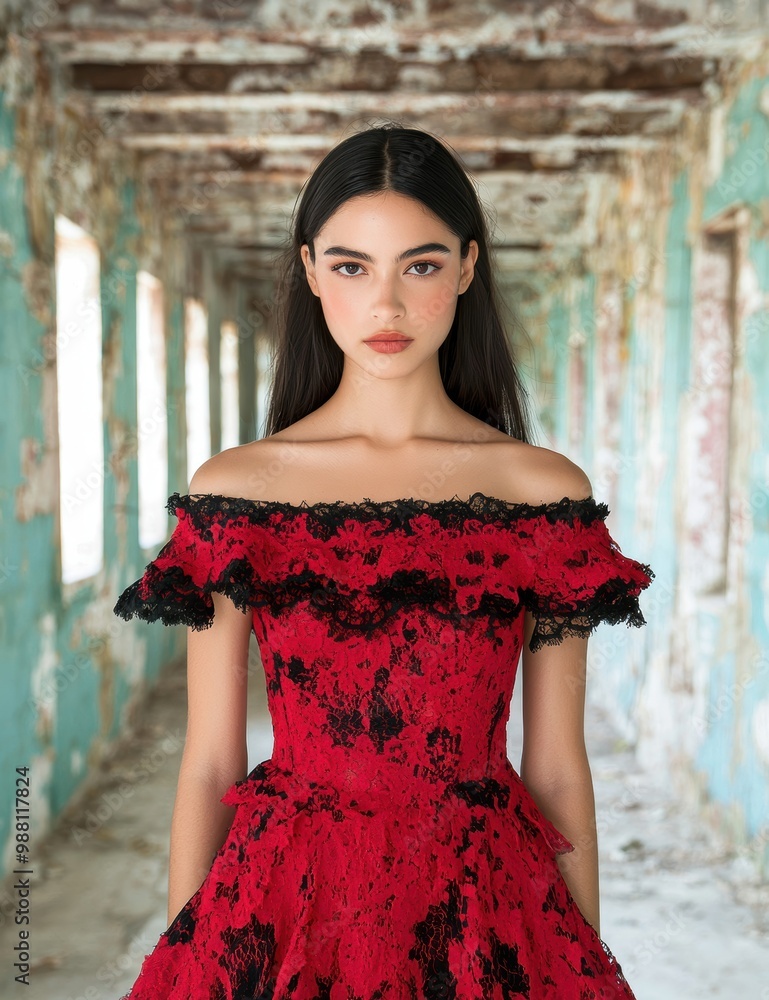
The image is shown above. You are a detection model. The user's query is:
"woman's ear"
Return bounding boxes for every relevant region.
[458,239,479,295]
[300,243,320,297]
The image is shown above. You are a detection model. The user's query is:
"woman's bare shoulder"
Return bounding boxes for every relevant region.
[494,439,593,505]
[187,439,284,499]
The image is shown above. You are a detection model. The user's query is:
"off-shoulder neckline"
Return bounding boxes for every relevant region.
[166,490,609,526]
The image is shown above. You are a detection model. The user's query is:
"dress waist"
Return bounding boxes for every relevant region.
[221,756,514,816]
[219,756,574,857]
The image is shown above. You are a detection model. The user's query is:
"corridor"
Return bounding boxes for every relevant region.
[2,1,769,996]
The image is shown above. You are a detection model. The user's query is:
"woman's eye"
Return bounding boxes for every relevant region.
[407,261,440,276]
[332,262,364,276]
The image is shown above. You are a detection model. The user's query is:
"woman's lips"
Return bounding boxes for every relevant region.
[364,339,413,353]
[364,332,414,353]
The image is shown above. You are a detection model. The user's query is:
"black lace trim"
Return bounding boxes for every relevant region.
[113,491,652,651]
[522,571,654,652]
[166,490,610,536]
[113,564,215,630]
[113,563,516,634]
[113,555,653,654]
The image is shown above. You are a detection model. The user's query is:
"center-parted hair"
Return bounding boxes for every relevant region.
[265,121,535,442]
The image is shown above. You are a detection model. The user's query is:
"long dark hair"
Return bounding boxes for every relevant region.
[264,122,535,442]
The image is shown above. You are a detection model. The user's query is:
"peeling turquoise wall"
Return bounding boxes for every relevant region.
[542,292,570,446]
[656,170,693,613]
[577,272,597,476]
[588,78,769,856]
[103,178,185,723]
[0,94,188,877]
[694,74,769,844]
[524,273,597,464]
[537,74,769,857]
[0,94,57,867]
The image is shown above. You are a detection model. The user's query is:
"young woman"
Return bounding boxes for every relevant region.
[114,122,654,999]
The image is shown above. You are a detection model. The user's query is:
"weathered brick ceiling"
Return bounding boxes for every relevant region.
[33,0,769,279]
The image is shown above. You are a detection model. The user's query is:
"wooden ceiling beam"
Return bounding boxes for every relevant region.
[75,88,705,114]
[118,132,663,153]
[58,50,717,95]
[37,21,765,67]
[141,146,621,182]
[70,95,692,146]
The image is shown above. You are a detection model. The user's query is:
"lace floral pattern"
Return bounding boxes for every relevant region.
[113,491,654,654]
[113,491,654,999]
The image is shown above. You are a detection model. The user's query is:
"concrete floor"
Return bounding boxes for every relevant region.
[3,639,767,1000]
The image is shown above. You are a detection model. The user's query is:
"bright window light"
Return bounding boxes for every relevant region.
[185,297,210,482]
[55,215,104,585]
[220,319,239,450]
[136,270,168,548]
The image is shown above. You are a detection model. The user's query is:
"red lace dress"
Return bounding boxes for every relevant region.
[113,491,654,1000]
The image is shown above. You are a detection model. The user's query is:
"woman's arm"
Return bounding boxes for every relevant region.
[166,587,253,924]
[520,610,601,936]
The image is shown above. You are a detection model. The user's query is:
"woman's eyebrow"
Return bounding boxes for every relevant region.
[322,242,452,263]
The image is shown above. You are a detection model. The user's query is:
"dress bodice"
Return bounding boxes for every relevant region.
[114,492,654,815]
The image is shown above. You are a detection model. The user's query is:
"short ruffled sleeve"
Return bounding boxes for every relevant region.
[113,493,221,629]
[516,497,655,654]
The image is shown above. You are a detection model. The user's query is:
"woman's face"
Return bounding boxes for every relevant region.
[300,190,478,374]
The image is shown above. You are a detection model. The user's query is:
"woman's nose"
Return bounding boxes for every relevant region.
[371,275,405,321]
